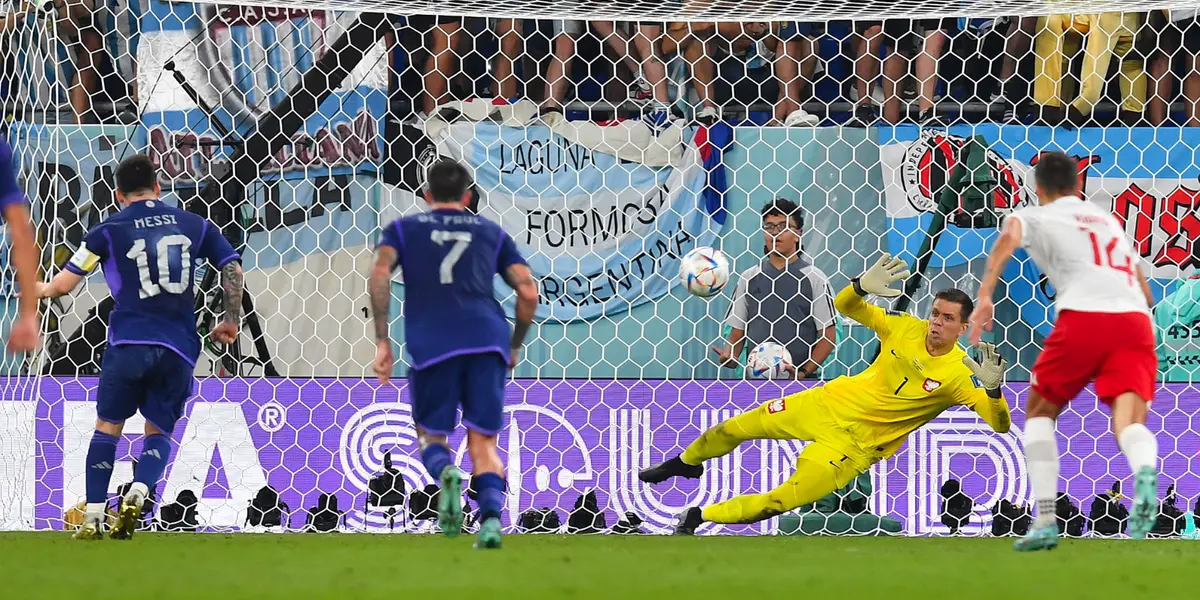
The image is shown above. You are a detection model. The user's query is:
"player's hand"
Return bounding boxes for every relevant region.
[509,347,521,370]
[968,297,995,345]
[374,341,395,385]
[210,321,239,345]
[858,253,910,297]
[963,342,1006,391]
[711,344,739,369]
[7,313,39,353]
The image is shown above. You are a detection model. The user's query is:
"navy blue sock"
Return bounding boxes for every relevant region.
[420,444,452,480]
[85,431,118,504]
[133,434,171,494]
[473,472,506,522]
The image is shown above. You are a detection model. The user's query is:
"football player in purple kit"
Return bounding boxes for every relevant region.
[35,155,244,540]
[369,158,537,549]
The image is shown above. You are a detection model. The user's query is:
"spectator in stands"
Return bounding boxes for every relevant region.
[494,19,522,101]
[714,199,835,379]
[662,22,757,124]
[55,0,106,123]
[631,21,675,127]
[544,21,666,114]
[886,19,956,126]
[1033,12,1147,126]
[0,2,34,114]
[769,22,821,126]
[847,21,886,126]
[1149,9,1200,125]
[992,16,1039,123]
[408,17,465,116]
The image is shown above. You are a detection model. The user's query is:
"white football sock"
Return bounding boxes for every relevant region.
[129,482,149,502]
[85,502,106,522]
[1024,417,1059,530]
[1118,423,1158,473]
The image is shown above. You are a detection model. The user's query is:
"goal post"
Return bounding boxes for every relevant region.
[1,3,1198,535]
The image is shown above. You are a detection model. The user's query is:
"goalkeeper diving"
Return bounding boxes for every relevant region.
[641,254,1013,533]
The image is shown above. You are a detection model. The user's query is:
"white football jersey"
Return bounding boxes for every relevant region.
[1007,196,1149,315]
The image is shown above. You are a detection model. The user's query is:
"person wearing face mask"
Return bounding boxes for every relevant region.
[714,199,835,379]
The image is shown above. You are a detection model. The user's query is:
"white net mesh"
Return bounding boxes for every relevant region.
[1,3,1199,536]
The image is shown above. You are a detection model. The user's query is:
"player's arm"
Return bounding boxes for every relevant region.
[834,253,910,337]
[369,223,403,384]
[713,274,748,368]
[957,343,1012,434]
[970,216,1023,344]
[802,269,837,378]
[199,221,243,344]
[4,204,38,315]
[498,232,537,368]
[38,227,107,299]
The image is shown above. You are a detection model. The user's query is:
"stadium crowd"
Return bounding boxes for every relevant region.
[2,7,1200,127]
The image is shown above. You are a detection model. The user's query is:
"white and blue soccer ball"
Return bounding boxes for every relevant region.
[748,342,793,380]
[679,246,731,298]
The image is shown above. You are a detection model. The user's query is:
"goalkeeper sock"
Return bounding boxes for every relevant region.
[1024,417,1059,530]
[420,444,452,481]
[473,472,506,522]
[1118,423,1158,473]
[85,431,118,518]
[132,434,171,501]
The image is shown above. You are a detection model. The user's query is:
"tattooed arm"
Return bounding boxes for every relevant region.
[222,261,244,324]
[209,260,244,345]
[502,263,537,368]
[370,246,397,383]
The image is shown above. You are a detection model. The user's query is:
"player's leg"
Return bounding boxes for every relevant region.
[1097,312,1159,539]
[112,348,191,540]
[1015,311,1099,551]
[77,347,142,540]
[407,360,464,537]
[462,354,509,549]
[640,389,820,484]
[675,442,869,534]
[1013,389,1064,551]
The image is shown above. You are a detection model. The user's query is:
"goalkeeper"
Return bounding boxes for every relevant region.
[641,254,1013,533]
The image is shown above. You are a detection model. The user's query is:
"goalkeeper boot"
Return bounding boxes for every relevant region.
[639,456,703,484]
[437,465,464,538]
[673,507,703,536]
[73,518,104,541]
[110,492,143,540]
[1013,524,1059,552]
[1128,465,1159,540]
[474,517,502,550]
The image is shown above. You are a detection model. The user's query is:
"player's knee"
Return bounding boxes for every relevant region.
[94,418,124,437]
[1025,390,1062,419]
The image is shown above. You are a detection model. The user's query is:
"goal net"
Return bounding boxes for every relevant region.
[2,3,1198,536]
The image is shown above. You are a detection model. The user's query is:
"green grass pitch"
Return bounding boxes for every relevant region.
[4,532,1195,598]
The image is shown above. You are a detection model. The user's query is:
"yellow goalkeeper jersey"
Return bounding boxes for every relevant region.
[822,286,1012,459]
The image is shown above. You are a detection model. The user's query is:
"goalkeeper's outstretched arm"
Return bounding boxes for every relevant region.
[957,343,1012,434]
[834,253,911,337]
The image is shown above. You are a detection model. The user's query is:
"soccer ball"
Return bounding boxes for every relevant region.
[680,247,731,297]
[748,342,793,380]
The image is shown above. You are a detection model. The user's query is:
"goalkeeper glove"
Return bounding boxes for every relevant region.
[963,342,1007,394]
[853,253,911,298]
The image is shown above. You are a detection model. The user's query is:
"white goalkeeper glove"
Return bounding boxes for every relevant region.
[854,253,911,298]
[963,342,1006,393]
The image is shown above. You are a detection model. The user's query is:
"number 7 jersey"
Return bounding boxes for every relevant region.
[66,200,240,365]
[376,208,527,370]
[1007,196,1148,315]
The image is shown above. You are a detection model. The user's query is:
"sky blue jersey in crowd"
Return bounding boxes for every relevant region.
[65,200,240,364]
[377,208,527,370]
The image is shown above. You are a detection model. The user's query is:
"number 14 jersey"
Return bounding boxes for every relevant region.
[67,200,240,365]
[1007,196,1149,315]
[376,208,527,370]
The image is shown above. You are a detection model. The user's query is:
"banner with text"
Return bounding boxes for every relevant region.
[2,378,1197,535]
[382,122,724,322]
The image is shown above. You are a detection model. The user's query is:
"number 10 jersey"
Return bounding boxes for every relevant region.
[1007,196,1149,315]
[66,199,240,365]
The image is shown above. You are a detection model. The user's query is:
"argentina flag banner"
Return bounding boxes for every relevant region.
[383,121,728,323]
